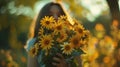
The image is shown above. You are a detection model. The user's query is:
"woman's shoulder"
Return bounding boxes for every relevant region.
[25,37,37,52]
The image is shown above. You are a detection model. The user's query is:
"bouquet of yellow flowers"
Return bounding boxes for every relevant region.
[29,15,89,67]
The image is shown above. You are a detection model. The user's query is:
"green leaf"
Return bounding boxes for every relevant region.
[72,49,85,56]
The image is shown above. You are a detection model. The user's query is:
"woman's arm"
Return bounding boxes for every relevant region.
[27,55,39,67]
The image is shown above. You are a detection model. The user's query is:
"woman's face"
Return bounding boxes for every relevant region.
[50,5,61,20]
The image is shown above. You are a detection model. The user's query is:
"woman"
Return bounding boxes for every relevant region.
[26,2,82,67]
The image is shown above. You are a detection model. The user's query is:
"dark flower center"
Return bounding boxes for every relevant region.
[57,25,62,30]
[78,28,83,33]
[45,21,50,25]
[44,40,50,45]
[65,45,71,50]
[73,38,79,45]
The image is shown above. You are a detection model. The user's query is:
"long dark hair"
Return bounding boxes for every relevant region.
[33,2,66,38]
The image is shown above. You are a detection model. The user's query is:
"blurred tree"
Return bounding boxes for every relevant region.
[106,0,120,67]
[106,0,120,29]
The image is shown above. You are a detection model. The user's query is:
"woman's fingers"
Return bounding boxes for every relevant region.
[53,57,61,62]
[52,53,68,67]
[52,62,59,66]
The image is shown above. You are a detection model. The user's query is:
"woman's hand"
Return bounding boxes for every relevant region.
[52,53,69,67]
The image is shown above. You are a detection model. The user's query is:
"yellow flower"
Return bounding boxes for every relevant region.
[40,16,55,29]
[58,15,67,21]
[73,18,82,26]
[103,56,110,63]
[53,21,64,34]
[58,15,73,29]
[61,43,74,55]
[70,35,81,49]
[39,35,53,50]
[7,62,18,67]
[95,23,105,31]
[74,24,84,36]
[38,27,44,35]
[29,47,38,57]
[83,30,90,37]
[21,56,27,63]
[34,43,40,49]
[79,39,87,47]
[57,32,68,43]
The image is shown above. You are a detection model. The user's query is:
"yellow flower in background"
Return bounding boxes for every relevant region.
[40,35,53,50]
[95,23,105,31]
[103,56,110,63]
[57,32,68,43]
[112,20,119,28]
[7,62,19,67]
[61,43,74,55]
[21,56,27,63]
[40,16,55,29]
[89,51,99,62]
